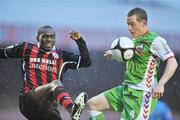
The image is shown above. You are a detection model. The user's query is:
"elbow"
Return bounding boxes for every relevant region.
[87,59,92,66]
[173,57,178,70]
[84,59,92,67]
[87,56,92,66]
[175,60,178,70]
[81,58,92,67]
[168,56,178,71]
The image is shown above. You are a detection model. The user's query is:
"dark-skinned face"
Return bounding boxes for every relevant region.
[38,28,56,52]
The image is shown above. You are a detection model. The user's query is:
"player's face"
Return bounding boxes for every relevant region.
[127,15,146,38]
[39,28,56,52]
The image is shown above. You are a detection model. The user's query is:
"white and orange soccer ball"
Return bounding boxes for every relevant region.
[111,37,135,62]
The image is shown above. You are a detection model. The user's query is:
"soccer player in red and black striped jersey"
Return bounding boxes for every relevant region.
[0,25,91,120]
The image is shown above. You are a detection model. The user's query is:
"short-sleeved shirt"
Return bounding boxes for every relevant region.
[123,32,174,92]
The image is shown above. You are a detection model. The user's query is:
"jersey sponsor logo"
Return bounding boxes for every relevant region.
[29,58,57,73]
[29,63,57,73]
[30,58,56,64]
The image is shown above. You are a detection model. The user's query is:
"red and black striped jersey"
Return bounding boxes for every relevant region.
[0,38,91,94]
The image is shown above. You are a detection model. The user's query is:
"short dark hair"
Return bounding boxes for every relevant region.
[127,7,147,22]
[37,25,54,36]
[39,25,53,29]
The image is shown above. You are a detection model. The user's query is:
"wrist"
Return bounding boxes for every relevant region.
[75,37,84,43]
[158,81,165,86]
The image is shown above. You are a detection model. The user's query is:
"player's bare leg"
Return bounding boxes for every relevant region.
[87,93,111,120]
[31,80,87,120]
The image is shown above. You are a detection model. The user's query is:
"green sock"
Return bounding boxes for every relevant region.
[89,110,105,120]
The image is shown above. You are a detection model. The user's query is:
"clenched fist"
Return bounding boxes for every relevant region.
[70,31,81,41]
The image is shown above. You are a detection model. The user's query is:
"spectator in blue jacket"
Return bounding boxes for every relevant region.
[149,100,174,120]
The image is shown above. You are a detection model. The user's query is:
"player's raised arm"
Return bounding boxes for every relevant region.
[70,31,81,41]
[62,31,91,69]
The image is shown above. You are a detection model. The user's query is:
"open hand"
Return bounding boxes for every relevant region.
[104,50,113,60]
[152,83,164,98]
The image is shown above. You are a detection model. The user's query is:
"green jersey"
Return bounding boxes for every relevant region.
[123,32,174,92]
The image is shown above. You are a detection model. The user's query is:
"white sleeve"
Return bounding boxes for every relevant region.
[150,36,174,61]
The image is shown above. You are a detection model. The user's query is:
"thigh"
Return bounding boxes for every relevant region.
[88,93,111,111]
[19,91,46,119]
[88,86,124,112]
[104,86,124,112]
[122,87,158,120]
[19,92,62,120]
[33,83,52,102]
[32,80,63,108]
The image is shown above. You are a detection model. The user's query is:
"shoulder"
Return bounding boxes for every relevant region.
[149,32,158,36]
[60,49,76,58]
[15,41,36,47]
[152,36,167,48]
[61,49,73,54]
[53,48,68,55]
[14,42,38,53]
[141,32,159,43]
[26,42,37,46]
[6,42,27,49]
[145,32,159,41]
[24,42,38,48]
[147,31,166,43]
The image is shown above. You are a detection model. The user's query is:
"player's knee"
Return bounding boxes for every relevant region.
[87,94,110,111]
[50,80,63,91]
[51,80,63,86]
[87,97,100,110]
[87,99,93,109]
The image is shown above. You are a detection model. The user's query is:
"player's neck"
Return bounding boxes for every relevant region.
[40,48,52,54]
[132,29,148,40]
[141,29,148,36]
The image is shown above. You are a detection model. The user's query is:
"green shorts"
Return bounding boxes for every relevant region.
[104,85,158,120]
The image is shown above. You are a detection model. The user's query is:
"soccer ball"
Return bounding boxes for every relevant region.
[111,37,134,62]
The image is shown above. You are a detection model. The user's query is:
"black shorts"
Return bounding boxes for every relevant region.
[19,90,62,120]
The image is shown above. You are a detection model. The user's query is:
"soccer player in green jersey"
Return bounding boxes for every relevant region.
[87,7,178,120]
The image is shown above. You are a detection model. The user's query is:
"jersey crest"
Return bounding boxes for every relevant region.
[135,42,145,56]
[52,52,59,59]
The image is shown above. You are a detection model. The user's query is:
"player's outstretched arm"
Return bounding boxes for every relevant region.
[0,43,24,59]
[104,50,113,60]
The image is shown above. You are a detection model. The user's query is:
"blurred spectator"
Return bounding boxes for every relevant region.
[149,100,174,120]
